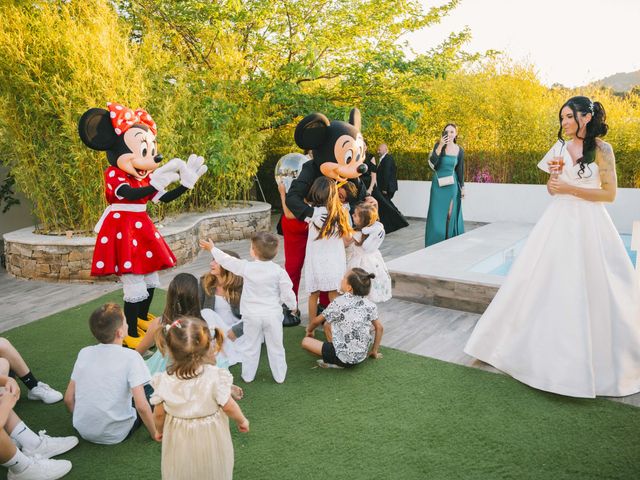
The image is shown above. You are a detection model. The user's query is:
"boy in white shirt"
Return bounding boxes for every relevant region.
[63,303,157,444]
[200,232,297,383]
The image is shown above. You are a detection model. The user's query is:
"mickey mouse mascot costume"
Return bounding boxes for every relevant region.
[78,102,207,348]
[286,107,368,221]
[281,108,367,316]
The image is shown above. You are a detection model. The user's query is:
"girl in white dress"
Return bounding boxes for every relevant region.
[465,96,640,398]
[304,176,353,322]
[151,316,249,480]
[346,203,392,302]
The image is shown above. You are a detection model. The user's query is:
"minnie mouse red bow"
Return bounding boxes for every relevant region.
[106,102,157,136]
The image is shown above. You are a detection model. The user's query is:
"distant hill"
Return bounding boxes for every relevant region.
[592,70,640,92]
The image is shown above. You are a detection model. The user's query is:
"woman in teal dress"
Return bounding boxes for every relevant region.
[425,123,465,246]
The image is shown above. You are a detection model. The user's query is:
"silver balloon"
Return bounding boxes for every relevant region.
[274,153,310,192]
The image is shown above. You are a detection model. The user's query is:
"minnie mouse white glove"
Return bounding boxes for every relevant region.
[179,154,208,189]
[149,158,181,192]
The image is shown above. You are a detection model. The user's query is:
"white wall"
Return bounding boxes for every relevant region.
[394,180,640,234]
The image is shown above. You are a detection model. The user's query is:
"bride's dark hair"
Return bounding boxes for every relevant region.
[557,96,608,178]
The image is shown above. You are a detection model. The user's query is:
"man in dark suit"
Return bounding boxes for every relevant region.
[376,143,398,200]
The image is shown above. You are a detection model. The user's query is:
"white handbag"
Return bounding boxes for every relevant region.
[437,175,455,187]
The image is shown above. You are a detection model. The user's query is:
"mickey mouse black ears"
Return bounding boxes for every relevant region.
[78,108,118,151]
[294,108,361,150]
[294,112,330,150]
[349,108,361,131]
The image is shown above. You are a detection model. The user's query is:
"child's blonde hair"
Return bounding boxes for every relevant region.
[157,316,223,379]
[354,202,379,246]
[306,176,353,240]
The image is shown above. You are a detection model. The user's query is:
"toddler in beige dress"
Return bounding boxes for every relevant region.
[151,316,249,480]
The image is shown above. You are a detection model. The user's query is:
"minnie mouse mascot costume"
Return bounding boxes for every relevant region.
[78,102,207,348]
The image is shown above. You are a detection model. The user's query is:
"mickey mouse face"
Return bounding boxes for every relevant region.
[294,108,368,182]
[331,132,365,171]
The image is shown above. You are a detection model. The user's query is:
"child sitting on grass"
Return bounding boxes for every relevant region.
[0,375,77,480]
[302,268,384,368]
[64,303,157,444]
[200,232,297,384]
[151,316,249,480]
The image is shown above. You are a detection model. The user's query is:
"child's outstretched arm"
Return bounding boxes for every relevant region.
[200,240,248,277]
[369,319,384,359]
[132,384,157,440]
[199,238,215,252]
[222,397,250,433]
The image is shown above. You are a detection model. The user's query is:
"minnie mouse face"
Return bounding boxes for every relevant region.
[117,125,159,180]
[78,104,163,180]
[294,108,367,182]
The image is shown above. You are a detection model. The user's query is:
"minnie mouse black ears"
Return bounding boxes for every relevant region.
[294,112,331,150]
[78,108,118,151]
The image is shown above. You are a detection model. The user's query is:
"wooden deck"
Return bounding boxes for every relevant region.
[1,216,638,406]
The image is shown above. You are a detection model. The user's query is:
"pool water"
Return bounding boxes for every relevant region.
[470,234,636,277]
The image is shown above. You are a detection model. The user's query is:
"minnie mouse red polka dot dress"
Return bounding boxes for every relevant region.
[91,166,176,276]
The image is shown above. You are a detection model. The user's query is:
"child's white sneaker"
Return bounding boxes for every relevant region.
[22,431,78,459]
[27,383,63,404]
[7,457,72,480]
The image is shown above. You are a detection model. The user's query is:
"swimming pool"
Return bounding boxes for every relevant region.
[469,234,636,276]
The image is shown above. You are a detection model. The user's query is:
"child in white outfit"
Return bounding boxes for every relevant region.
[346,202,392,302]
[200,232,297,383]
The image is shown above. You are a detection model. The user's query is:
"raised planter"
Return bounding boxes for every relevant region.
[3,201,271,283]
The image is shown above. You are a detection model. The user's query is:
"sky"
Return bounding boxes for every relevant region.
[405,0,640,87]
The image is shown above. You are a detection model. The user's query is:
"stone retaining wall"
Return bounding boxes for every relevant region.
[3,201,271,283]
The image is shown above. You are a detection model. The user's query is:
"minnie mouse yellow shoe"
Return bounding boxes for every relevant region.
[137,312,156,331]
[123,335,142,349]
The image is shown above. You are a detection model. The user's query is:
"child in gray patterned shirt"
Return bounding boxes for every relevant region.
[302,268,384,368]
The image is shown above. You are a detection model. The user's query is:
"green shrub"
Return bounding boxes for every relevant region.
[0,1,268,232]
[0,0,146,233]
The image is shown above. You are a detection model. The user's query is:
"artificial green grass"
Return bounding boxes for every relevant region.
[2,290,640,479]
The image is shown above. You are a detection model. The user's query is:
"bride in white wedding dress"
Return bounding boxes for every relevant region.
[465,96,640,398]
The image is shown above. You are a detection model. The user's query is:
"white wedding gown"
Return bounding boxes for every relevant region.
[464,142,640,398]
